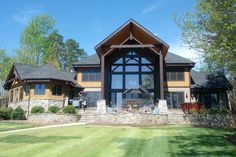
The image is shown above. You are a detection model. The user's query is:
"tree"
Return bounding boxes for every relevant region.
[60,39,86,71]
[0,49,14,81]
[43,30,64,69]
[16,15,55,66]
[176,0,235,73]
[176,0,236,110]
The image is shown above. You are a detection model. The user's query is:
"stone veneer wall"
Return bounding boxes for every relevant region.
[81,113,168,126]
[27,113,79,124]
[188,114,236,128]
[8,99,64,114]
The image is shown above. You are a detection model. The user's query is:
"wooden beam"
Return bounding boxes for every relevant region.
[100,54,105,99]
[159,50,164,99]
[110,44,155,49]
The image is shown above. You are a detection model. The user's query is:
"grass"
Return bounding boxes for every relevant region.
[0,125,235,157]
[0,121,36,132]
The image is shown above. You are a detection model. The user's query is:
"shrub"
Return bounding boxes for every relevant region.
[218,109,231,114]
[188,108,199,115]
[0,107,13,120]
[11,106,26,120]
[31,106,45,114]
[63,105,76,114]
[207,108,220,114]
[181,102,204,114]
[48,105,60,113]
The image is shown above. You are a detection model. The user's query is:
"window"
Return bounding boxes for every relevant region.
[198,93,219,109]
[19,87,23,101]
[34,84,46,95]
[164,92,184,108]
[84,92,101,108]
[10,90,13,102]
[109,50,155,107]
[166,69,184,81]
[25,84,30,96]
[111,75,123,89]
[15,88,19,102]
[52,85,62,96]
[82,69,101,81]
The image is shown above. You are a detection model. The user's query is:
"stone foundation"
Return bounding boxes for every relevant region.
[27,113,80,124]
[8,99,64,115]
[80,113,168,126]
[188,114,236,128]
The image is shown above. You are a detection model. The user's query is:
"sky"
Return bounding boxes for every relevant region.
[0,0,200,67]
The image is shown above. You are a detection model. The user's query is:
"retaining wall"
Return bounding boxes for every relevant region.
[189,114,236,128]
[27,113,79,124]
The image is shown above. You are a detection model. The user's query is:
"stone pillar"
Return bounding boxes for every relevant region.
[96,99,106,114]
[158,100,168,114]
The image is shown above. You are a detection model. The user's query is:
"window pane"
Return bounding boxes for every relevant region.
[141,65,154,72]
[15,88,19,102]
[125,74,139,89]
[111,75,123,89]
[34,84,45,95]
[84,92,101,107]
[125,57,139,64]
[142,74,154,89]
[82,69,101,81]
[112,65,123,72]
[111,92,122,108]
[125,65,139,72]
[114,58,123,64]
[141,58,151,64]
[177,72,184,80]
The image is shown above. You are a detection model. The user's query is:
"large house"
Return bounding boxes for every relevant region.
[4,19,232,113]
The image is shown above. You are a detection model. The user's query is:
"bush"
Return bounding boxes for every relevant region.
[31,106,45,114]
[63,105,76,114]
[207,108,220,114]
[48,105,60,113]
[219,109,231,114]
[11,106,26,120]
[188,108,199,115]
[0,107,13,120]
[181,102,204,114]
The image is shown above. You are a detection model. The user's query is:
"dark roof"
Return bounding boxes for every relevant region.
[8,63,82,88]
[190,70,232,90]
[165,52,195,64]
[73,54,100,65]
[73,52,195,66]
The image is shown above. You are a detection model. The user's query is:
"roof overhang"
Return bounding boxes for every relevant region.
[95,19,169,58]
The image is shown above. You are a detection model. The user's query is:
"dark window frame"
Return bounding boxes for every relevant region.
[166,69,185,81]
[82,69,101,82]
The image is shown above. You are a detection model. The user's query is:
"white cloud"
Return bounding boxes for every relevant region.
[12,5,43,25]
[141,0,165,15]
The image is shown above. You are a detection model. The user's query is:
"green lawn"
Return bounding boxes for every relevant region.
[0,125,235,157]
[0,121,36,132]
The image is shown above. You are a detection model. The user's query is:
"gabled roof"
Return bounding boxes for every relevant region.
[72,52,195,67]
[95,19,169,57]
[165,52,195,64]
[4,63,83,90]
[190,70,232,90]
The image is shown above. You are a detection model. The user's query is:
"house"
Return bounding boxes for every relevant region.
[4,19,232,113]
[4,63,83,112]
